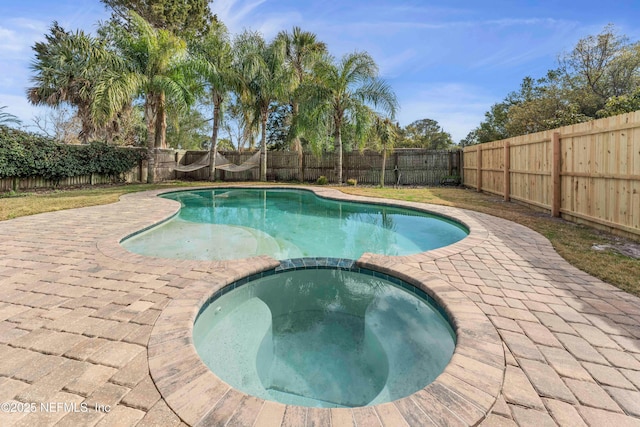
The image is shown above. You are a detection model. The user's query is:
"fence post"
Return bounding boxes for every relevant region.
[504,141,510,201]
[476,145,482,192]
[552,132,561,217]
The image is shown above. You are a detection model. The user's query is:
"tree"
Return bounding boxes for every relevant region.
[27,23,111,143]
[0,106,21,127]
[165,106,210,149]
[459,129,479,147]
[191,22,239,179]
[267,103,292,150]
[399,118,453,149]
[235,31,294,181]
[368,115,398,187]
[101,0,214,40]
[469,25,640,142]
[279,26,327,181]
[299,51,398,183]
[93,12,195,182]
[31,106,82,143]
[222,97,259,151]
[598,87,640,117]
[559,24,640,117]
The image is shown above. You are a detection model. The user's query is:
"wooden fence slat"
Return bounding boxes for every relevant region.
[463,111,640,238]
[552,132,561,217]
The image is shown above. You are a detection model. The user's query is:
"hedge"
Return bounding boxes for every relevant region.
[0,126,146,182]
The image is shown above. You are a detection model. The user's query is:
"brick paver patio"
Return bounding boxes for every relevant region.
[0,186,638,426]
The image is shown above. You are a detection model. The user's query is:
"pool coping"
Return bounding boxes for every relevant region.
[99,186,505,426]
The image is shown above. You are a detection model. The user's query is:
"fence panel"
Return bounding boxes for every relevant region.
[463,111,640,237]
[174,149,460,186]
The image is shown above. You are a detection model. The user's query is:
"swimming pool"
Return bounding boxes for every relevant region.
[121,188,469,260]
[193,264,455,408]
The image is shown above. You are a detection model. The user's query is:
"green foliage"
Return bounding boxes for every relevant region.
[469,25,640,141]
[101,0,214,40]
[297,51,398,183]
[0,126,146,182]
[398,118,453,149]
[0,106,21,127]
[597,88,640,117]
[94,11,193,151]
[346,178,357,186]
[267,103,292,150]
[166,107,210,149]
[316,175,328,185]
[27,23,110,142]
[234,30,297,180]
[440,175,461,186]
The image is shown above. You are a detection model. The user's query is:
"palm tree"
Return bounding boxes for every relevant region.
[0,106,21,127]
[369,115,399,187]
[278,27,327,181]
[299,51,398,183]
[235,31,295,181]
[27,23,108,142]
[92,12,194,182]
[190,22,239,180]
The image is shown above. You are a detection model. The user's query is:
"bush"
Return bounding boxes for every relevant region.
[346,178,357,186]
[316,175,328,185]
[440,175,461,186]
[0,126,146,183]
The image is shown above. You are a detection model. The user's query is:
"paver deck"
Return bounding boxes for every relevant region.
[0,186,639,427]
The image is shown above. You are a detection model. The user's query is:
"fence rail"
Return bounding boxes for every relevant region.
[463,111,640,238]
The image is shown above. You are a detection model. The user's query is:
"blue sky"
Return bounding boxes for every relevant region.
[1,0,639,142]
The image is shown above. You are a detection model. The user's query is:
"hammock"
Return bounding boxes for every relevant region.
[173,151,260,173]
[214,151,261,172]
[173,152,211,172]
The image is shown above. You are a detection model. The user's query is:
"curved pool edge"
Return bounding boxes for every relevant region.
[94,185,505,425]
[97,185,489,267]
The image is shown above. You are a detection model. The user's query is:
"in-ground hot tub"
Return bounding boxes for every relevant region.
[193,262,455,408]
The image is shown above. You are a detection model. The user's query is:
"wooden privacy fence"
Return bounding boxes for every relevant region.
[0,165,145,192]
[172,149,462,186]
[463,111,640,238]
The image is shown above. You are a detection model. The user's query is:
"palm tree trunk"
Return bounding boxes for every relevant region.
[292,101,304,182]
[78,105,93,144]
[145,95,155,183]
[260,109,268,182]
[209,95,221,181]
[380,146,387,187]
[155,92,167,149]
[336,125,343,184]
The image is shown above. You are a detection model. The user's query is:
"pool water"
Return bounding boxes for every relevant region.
[121,189,468,260]
[193,268,456,408]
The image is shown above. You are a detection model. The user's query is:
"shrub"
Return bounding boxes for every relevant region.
[346,178,357,186]
[440,175,461,186]
[316,175,328,185]
[0,126,146,183]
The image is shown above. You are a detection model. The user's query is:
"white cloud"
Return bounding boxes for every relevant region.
[0,21,44,58]
[375,48,417,77]
[211,0,268,34]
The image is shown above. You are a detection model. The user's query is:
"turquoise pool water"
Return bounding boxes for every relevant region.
[121,189,468,260]
[193,267,456,408]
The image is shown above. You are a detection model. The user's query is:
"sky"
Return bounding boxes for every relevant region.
[1,0,639,142]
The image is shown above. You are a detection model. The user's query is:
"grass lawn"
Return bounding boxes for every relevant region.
[1,182,638,297]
